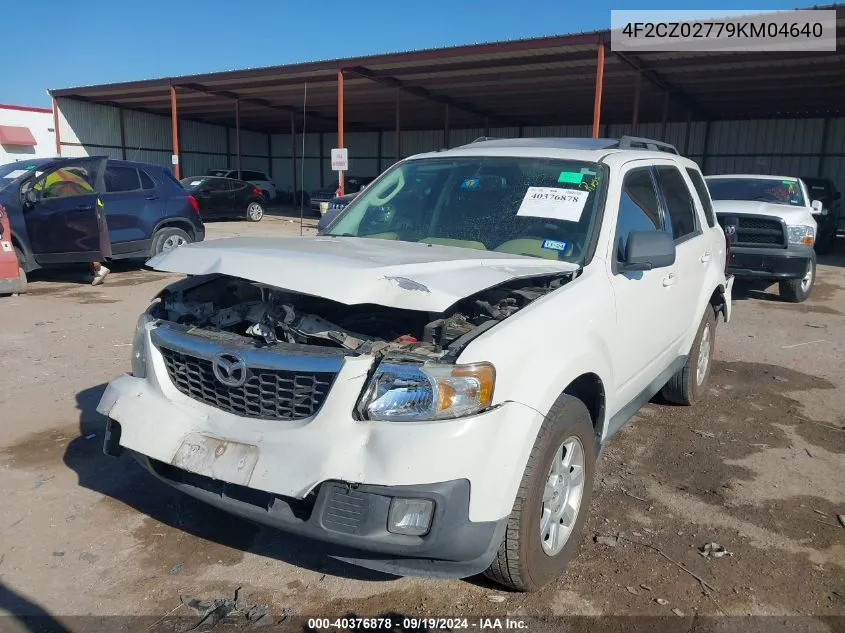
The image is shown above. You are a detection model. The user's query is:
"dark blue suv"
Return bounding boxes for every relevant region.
[0,156,205,274]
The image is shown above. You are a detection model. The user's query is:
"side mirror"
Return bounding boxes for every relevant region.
[23,188,38,207]
[620,231,676,271]
[811,199,825,214]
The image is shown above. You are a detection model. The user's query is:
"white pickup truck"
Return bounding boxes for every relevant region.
[98,136,733,591]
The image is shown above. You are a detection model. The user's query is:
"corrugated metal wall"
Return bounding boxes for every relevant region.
[57,98,845,201]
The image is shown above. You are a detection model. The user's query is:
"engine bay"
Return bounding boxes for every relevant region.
[151,272,575,360]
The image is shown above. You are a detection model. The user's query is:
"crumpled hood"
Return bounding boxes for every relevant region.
[147,236,578,312]
[712,200,815,226]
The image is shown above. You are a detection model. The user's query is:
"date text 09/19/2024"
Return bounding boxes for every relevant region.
[307,617,529,630]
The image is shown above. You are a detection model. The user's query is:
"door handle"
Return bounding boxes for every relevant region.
[72,205,94,213]
[662,272,676,287]
[700,251,712,263]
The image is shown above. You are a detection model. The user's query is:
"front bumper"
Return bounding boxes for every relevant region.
[728,245,812,280]
[97,326,543,573]
[125,445,504,577]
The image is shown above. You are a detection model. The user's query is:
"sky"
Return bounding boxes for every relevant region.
[0,0,821,108]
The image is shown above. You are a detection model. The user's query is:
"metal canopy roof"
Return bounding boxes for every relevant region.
[50,6,845,134]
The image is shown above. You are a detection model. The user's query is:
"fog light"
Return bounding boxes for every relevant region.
[387,498,434,536]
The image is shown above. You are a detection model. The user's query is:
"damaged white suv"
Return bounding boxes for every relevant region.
[98,137,733,591]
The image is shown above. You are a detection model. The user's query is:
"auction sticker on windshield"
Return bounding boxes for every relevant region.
[516,186,588,222]
[3,170,28,179]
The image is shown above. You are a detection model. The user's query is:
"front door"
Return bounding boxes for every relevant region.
[607,164,684,407]
[23,157,107,264]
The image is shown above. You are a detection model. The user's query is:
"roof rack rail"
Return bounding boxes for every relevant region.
[471,136,499,143]
[616,136,679,154]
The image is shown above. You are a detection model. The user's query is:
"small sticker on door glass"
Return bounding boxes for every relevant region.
[516,187,588,222]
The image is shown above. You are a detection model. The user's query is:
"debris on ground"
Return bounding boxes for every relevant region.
[655,598,669,606]
[169,562,184,575]
[626,586,638,595]
[838,515,845,528]
[813,509,827,516]
[640,585,653,591]
[179,587,281,630]
[672,608,685,616]
[488,595,506,603]
[699,542,732,558]
[594,534,620,547]
[693,429,715,439]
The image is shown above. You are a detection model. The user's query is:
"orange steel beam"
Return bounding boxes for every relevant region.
[170,86,180,179]
[337,70,345,196]
[51,97,61,156]
[592,42,605,139]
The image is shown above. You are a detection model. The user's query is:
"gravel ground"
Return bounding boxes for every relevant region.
[0,217,843,630]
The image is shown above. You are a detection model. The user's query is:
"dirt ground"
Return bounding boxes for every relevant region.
[0,213,843,630]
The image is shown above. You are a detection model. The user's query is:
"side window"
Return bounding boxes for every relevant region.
[685,168,716,227]
[616,168,662,261]
[205,179,228,192]
[35,167,96,200]
[104,166,141,193]
[139,170,156,190]
[655,166,699,241]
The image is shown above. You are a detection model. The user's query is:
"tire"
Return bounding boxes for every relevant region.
[150,227,192,257]
[246,201,265,222]
[778,253,815,303]
[484,395,596,592]
[661,307,716,405]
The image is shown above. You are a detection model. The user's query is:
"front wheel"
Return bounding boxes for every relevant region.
[778,253,815,303]
[661,307,716,405]
[150,227,192,257]
[484,395,596,592]
[246,201,265,222]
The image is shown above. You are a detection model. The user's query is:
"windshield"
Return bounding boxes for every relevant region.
[327,157,605,264]
[0,161,41,191]
[180,177,206,190]
[706,177,806,207]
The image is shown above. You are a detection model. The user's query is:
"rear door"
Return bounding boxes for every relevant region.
[23,157,107,262]
[653,163,710,349]
[196,179,232,217]
[101,163,154,246]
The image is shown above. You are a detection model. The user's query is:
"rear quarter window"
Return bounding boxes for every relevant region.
[685,168,716,227]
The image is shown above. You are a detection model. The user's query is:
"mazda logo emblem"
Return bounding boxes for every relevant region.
[212,353,247,387]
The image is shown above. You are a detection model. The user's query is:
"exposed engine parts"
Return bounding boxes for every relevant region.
[151,272,575,360]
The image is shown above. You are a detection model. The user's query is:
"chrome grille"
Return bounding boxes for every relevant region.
[158,346,335,420]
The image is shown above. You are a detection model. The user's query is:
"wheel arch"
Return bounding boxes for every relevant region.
[562,373,606,446]
[152,218,196,240]
[9,231,36,273]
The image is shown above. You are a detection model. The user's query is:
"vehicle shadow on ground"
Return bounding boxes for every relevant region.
[63,384,397,583]
[26,259,149,285]
[0,581,71,632]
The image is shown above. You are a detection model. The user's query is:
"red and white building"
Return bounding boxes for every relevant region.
[0,104,57,165]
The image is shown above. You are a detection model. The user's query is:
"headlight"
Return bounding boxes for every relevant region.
[131,311,154,378]
[787,225,815,245]
[361,361,495,421]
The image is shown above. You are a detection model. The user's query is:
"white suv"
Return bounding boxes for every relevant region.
[99,137,733,591]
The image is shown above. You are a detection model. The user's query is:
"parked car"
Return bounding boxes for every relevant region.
[206,169,276,202]
[706,174,820,302]
[309,176,375,215]
[0,157,204,277]
[98,136,732,592]
[799,176,841,253]
[181,176,266,222]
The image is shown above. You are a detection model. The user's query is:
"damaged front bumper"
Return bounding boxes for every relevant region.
[96,329,541,576]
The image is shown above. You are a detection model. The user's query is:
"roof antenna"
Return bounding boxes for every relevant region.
[299,81,307,236]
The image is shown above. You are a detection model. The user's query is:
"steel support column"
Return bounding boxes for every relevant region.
[631,72,642,135]
[377,130,383,172]
[169,86,180,179]
[51,97,61,156]
[337,70,345,195]
[290,113,298,200]
[683,108,693,156]
[819,117,830,176]
[267,133,272,178]
[395,88,401,162]
[443,104,450,148]
[701,119,712,173]
[592,43,605,139]
[119,107,127,159]
[484,117,490,137]
[661,92,670,140]
[225,127,231,168]
[235,99,241,179]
